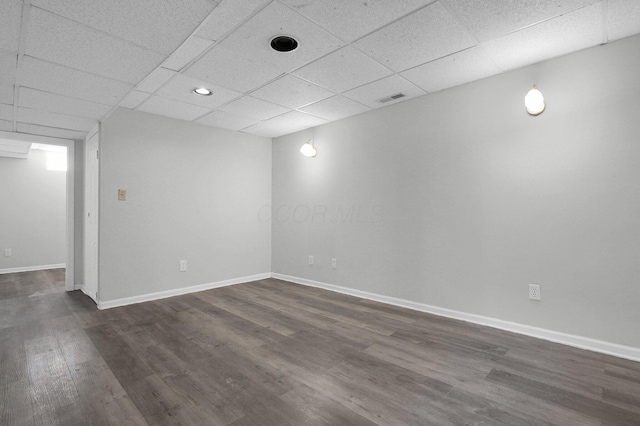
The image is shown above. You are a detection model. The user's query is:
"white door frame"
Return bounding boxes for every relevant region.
[0,130,76,291]
[83,125,99,302]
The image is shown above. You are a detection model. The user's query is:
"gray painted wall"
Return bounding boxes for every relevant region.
[98,108,272,302]
[0,149,66,270]
[272,35,640,348]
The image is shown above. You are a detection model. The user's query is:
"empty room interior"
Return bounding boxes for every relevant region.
[1,0,640,424]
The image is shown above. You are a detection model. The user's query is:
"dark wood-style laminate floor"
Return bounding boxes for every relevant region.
[1,269,639,425]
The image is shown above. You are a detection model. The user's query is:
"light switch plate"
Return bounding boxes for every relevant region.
[118,189,126,201]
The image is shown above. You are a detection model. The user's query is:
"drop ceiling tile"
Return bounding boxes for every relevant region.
[608,0,640,41]
[0,0,22,52]
[293,46,392,93]
[263,110,328,133]
[26,8,164,84]
[119,90,150,109]
[17,122,87,140]
[443,0,597,41]
[354,2,476,72]
[185,1,344,92]
[21,57,133,105]
[196,110,259,132]
[163,37,214,71]
[0,120,13,132]
[137,68,177,93]
[185,45,284,93]
[242,110,328,138]
[343,75,426,109]
[0,51,17,86]
[280,0,435,42]
[481,2,603,71]
[19,87,111,120]
[251,74,334,109]
[299,95,371,121]
[31,0,216,54]
[18,107,97,131]
[401,47,503,93]
[0,86,13,105]
[196,0,272,41]
[241,121,289,138]
[136,96,211,122]
[0,104,13,121]
[219,96,290,121]
[157,74,242,109]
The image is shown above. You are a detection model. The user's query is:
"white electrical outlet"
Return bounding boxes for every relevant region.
[179,260,187,272]
[4,248,11,257]
[529,284,541,301]
[331,258,337,269]
[308,255,314,265]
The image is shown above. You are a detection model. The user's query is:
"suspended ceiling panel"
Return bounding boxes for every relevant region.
[444,0,599,42]
[163,37,214,72]
[196,110,259,132]
[401,47,503,94]
[481,2,604,71]
[30,0,218,54]
[0,51,17,87]
[0,86,13,105]
[299,95,371,122]
[250,74,334,110]
[17,107,96,132]
[353,2,476,72]
[2,0,640,140]
[26,8,164,84]
[195,0,272,42]
[18,87,112,120]
[137,95,211,122]
[279,0,435,42]
[608,0,640,40]
[343,75,427,109]
[219,96,289,121]
[21,57,133,105]
[0,0,22,52]
[293,46,392,93]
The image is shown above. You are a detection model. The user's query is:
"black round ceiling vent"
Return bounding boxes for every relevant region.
[270,35,298,52]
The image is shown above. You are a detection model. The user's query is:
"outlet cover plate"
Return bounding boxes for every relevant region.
[529,284,541,300]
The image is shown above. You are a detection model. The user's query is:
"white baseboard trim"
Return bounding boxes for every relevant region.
[97,273,271,310]
[271,273,640,363]
[0,263,66,274]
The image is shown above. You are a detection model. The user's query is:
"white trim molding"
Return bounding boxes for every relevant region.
[271,273,640,363]
[0,264,66,274]
[97,273,271,310]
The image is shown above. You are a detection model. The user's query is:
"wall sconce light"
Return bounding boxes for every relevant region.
[525,85,545,116]
[300,140,317,157]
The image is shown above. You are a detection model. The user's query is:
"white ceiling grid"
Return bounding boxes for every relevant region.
[1,0,639,141]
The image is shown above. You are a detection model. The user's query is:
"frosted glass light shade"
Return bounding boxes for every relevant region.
[300,140,317,157]
[525,86,545,116]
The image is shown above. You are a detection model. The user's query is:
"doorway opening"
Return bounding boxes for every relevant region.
[0,131,75,293]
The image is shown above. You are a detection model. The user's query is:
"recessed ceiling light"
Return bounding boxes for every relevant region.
[193,87,213,96]
[270,35,298,52]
